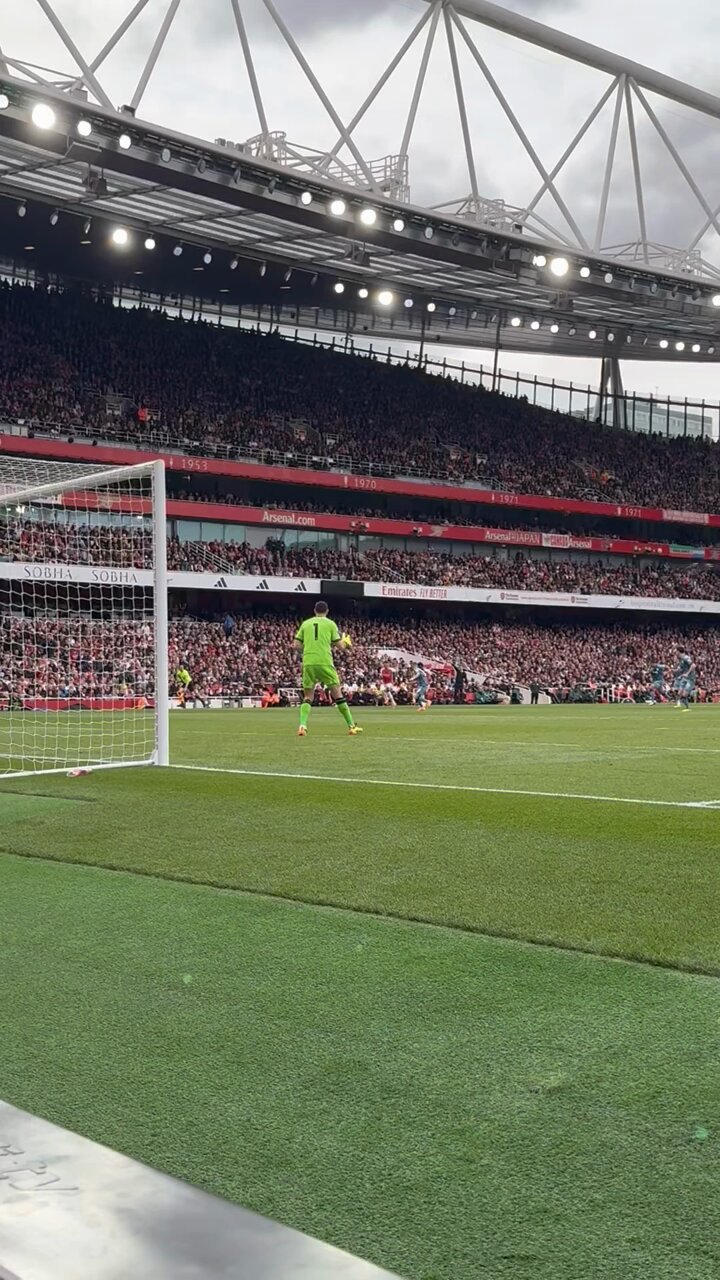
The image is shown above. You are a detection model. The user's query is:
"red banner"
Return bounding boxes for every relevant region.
[12,697,154,711]
[3,432,719,533]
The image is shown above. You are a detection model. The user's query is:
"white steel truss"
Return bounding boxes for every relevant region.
[5,0,720,269]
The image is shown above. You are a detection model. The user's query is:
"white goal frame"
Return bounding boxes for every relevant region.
[0,458,169,775]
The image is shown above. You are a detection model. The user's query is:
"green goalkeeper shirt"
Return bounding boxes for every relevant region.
[295,616,340,664]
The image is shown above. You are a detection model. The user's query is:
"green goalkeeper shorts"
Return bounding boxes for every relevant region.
[302,663,340,691]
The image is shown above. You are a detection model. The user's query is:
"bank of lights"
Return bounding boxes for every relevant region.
[111,227,129,246]
[31,102,56,130]
[377,290,394,306]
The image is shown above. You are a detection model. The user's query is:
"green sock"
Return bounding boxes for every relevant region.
[335,697,354,728]
[300,702,311,728]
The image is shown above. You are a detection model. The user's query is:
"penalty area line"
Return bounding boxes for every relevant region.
[171,764,707,809]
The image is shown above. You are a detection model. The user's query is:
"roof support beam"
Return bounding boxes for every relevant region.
[423,0,720,120]
[130,0,183,114]
[230,0,270,139]
[32,0,114,110]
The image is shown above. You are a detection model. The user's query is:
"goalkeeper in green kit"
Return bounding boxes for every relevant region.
[294,601,362,737]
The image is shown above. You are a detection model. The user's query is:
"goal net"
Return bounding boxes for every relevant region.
[0,457,169,778]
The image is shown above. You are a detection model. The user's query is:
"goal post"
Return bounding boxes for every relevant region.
[0,457,169,778]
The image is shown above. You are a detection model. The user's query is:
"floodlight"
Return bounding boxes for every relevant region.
[404,298,413,308]
[333,282,345,294]
[31,102,56,130]
[118,133,132,149]
[550,323,559,334]
[675,341,686,351]
[607,332,615,342]
[377,290,394,305]
[161,147,171,163]
[659,339,669,349]
[510,316,522,327]
[579,266,591,279]
[203,251,213,265]
[424,226,434,240]
[692,343,701,353]
[568,326,577,336]
[77,119,92,138]
[144,236,156,250]
[17,203,26,218]
[550,256,570,277]
[330,199,346,216]
[0,94,9,110]
[111,227,129,246]
[426,302,436,313]
[83,218,91,234]
[712,294,720,308]
[230,257,239,270]
[530,320,540,331]
[49,210,59,226]
[283,268,292,282]
[358,287,369,299]
[448,307,457,317]
[360,207,377,226]
[392,217,405,232]
[604,272,614,284]
[588,329,597,339]
[533,254,547,267]
[300,191,312,206]
[173,243,183,256]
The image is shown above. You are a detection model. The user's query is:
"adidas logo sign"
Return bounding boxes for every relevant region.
[294,581,308,592]
[256,579,270,591]
[214,577,228,589]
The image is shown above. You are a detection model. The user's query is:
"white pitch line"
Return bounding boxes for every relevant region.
[171,763,714,809]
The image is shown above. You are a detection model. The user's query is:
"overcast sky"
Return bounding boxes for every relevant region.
[8,0,720,403]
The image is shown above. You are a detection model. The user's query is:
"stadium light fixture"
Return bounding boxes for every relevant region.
[626,335,633,344]
[161,147,171,163]
[31,102,56,130]
[708,345,716,355]
[360,207,377,226]
[49,210,59,226]
[426,302,436,313]
[358,287,369,299]
[204,251,213,265]
[448,306,457,317]
[568,325,577,336]
[17,202,26,218]
[532,254,547,267]
[111,227,129,246]
[604,272,614,284]
[692,343,702,353]
[530,319,540,331]
[377,290,394,305]
[259,262,266,276]
[392,217,405,232]
[283,268,292,282]
[550,256,570,278]
[83,218,91,235]
[300,191,312,206]
[588,329,597,339]
[173,243,183,256]
[607,332,615,342]
[404,298,413,308]
[510,316,522,327]
[333,281,345,294]
[230,256,239,270]
[649,282,658,294]
[550,323,559,334]
[144,236,156,250]
[118,133,132,150]
[424,226,434,240]
[579,266,591,279]
[77,119,92,138]
[676,341,686,351]
[0,94,9,110]
[659,339,669,349]
[712,294,720,307]
[310,273,318,286]
[329,198,346,216]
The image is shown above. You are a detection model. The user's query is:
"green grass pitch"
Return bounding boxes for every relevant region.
[1,704,720,1280]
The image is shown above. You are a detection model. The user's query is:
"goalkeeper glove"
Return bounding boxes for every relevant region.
[340,633,352,649]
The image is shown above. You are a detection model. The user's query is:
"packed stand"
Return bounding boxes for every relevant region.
[2,284,720,511]
[3,520,720,600]
[2,610,719,704]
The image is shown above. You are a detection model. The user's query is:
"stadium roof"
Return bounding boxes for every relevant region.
[1,0,720,362]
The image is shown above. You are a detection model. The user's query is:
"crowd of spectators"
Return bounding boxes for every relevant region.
[2,283,720,512]
[2,609,719,701]
[3,521,719,600]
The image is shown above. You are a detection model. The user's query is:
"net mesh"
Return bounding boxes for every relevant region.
[0,458,164,776]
